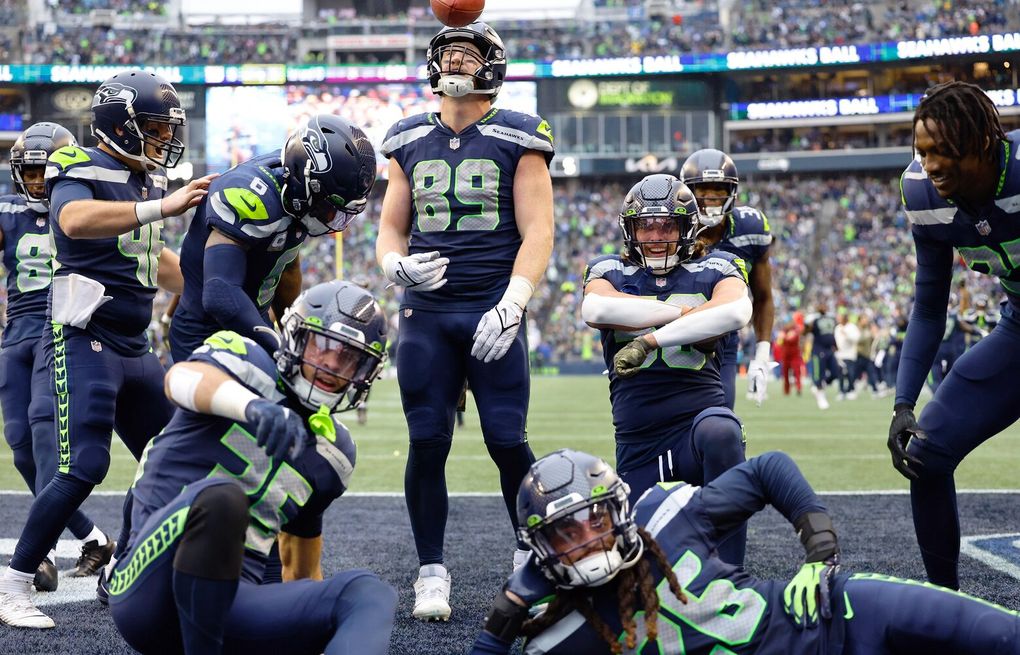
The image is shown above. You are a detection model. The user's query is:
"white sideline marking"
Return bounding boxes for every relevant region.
[0,539,98,607]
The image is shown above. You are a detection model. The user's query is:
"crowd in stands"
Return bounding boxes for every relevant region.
[1,0,1017,65]
[729,129,914,154]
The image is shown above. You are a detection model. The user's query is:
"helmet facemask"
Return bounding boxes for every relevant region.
[519,483,642,589]
[690,180,738,229]
[11,158,48,205]
[427,24,507,99]
[277,313,385,413]
[620,211,698,275]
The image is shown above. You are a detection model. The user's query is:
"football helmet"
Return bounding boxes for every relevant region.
[91,69,186,168]
[517,449,642,589]
[680,148,739,228]
[281,114,377,237]
[277,280,387,413]
[11,122,77,205]
[427,22,507,98]
[619,174,700,274]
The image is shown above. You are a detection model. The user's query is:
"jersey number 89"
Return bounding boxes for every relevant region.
[411,159,500,232]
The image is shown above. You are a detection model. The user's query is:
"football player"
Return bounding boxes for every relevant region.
[681,149,775,408]
[375,21,554,621]
[471,449,1020,655]
[580,174,750,565]
[890,80,1020,590]
[108,280,394,655]
[0,70,214,629]
[803,304,840,410]
[0,122,111,591]
[169,114,377,363]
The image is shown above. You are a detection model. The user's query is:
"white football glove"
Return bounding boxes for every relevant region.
[747,341,779,407]
[471,300,524,363]
[382,251,449,292]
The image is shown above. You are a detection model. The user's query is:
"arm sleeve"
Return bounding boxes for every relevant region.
[698,451,829,541]
[49,180,94,227]
[895,228,953,406]
[202,244,277,354]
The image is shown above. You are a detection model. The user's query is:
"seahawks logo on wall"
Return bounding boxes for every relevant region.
[302,122,332,174]
[93,83,137,106]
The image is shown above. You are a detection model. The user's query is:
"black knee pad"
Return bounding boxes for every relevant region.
[173,483,249,580]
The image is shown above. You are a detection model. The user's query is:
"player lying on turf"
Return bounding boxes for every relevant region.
[107,280,395,655]
[471,449,1020,654]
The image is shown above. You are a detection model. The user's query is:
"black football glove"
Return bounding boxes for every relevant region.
[888,403,924,480]
[244,399,308,460]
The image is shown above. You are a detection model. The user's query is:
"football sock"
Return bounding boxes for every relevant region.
[911,474,960,590]
[112,489,134,562]
[84,525,108,546]
[485,442,536,550]
[172,571,238,655]
[11,472,93,574]
[405,440,452,565]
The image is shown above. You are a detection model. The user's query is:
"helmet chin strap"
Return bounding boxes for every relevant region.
[438,74,476,97]
[564,549,625,587]
[698,205,726,228]
[644,252,680,274]
[289,369,343,412]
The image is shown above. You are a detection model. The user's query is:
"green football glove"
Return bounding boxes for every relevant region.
[783,561,836,629]
[613,337,655,378]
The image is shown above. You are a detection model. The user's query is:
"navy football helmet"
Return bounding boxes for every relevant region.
[680,148,739,228]
[427,22,507,98]
[91,69,186,168]
[619,174,700,275]
[517,449,642,588]
[11,122,77,205]
[281,114,377,237]
[277,280,387,413]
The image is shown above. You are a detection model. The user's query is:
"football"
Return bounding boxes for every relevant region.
[430,0,484,27]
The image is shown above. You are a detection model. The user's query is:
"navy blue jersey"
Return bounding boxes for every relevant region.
[808,314,837,352]
[902,130,1020,306]
[0,195,52,346]
[130,331,356,583]
[45,145,167,356]
[502,453,833,655]
[583,252,746,449]
[381,108,554,311]
[711,206,772,271]
[177,154,306,324]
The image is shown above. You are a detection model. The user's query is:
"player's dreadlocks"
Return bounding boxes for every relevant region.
[914,81,1006,161]
[520,527,688,654]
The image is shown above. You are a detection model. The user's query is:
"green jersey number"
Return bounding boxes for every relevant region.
[411,158,500,232]
[958,238,1020,293]
[209,425,313,555]
[623,550,766,653]
[15,232,52,293]
[118,223,162,287]
[256,243,302,308]
[618,294,709,372]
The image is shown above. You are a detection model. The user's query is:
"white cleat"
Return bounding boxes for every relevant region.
[813,387,829,410]
[412,564,451,622]
[512,548,530,572]
[0,585,55,629]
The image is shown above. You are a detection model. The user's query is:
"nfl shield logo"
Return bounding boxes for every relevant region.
[91,340,103,352]
[36,218,45,227]
[655,277,667,287]
[449,137,460,150]
[141,187,148,200]
[404,308,413,318]
[976,220,992,236]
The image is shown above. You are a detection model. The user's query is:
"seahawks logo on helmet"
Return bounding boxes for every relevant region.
[94,83,137,106]
[303,126,332,174]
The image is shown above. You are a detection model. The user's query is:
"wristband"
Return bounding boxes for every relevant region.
[209,379,259,422]
[754,341,772,361]
[502,275,535,309]
[135,199,163,225]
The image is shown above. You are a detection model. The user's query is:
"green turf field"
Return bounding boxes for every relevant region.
[2,375,1019,492]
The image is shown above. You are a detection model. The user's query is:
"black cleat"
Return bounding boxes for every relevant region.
[96,567,110,606]
[71,535,116,577]
[33,558,58,592]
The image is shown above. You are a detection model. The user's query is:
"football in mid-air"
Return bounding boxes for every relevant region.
[431,0,484,27]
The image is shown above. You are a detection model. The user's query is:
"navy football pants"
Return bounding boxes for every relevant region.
[906,308,1020,589]
[9,324,173,574]
[811,348,841,388]
[0,336,94,542]
[397,308,534,565]
[110,479,396,655]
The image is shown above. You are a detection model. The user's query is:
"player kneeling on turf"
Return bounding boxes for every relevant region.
[108,280,394,655]
[471,449,1020,655]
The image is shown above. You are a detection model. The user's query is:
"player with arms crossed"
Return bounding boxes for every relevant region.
[0,69,215,628]
[169,114,376,363]
[889,80,1020,590]
[375,21,555,621]
[0,123,111,591]
[581,174,751,565]
[109,280,394,655]
[471,448,1020,655]
[681,149,775,408]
